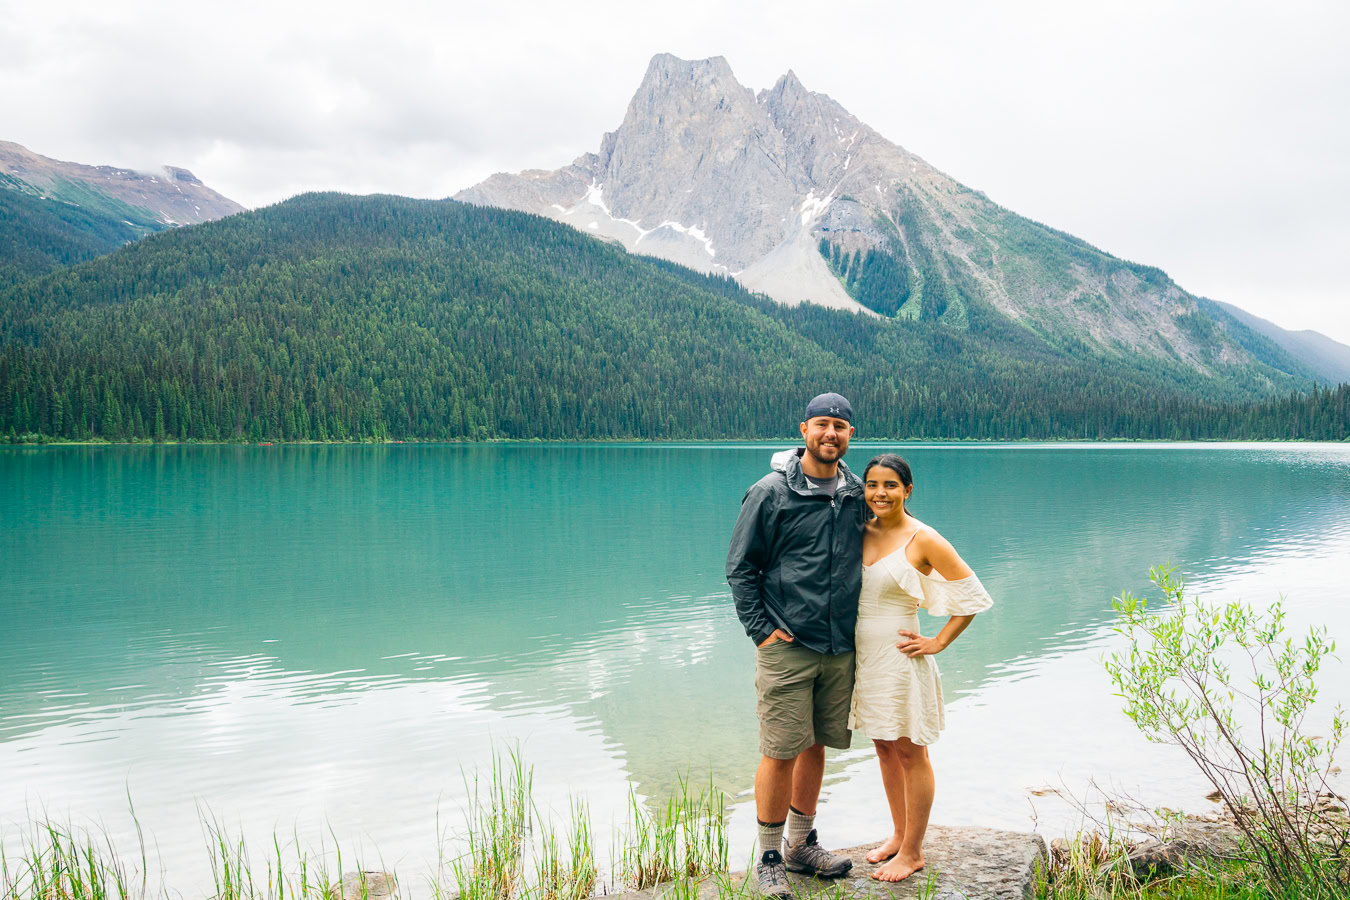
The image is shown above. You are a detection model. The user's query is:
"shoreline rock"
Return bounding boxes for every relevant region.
[333,871,398,900]
[618,826,1047,900]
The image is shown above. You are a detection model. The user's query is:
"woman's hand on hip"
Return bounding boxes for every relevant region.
[896,629,944,657]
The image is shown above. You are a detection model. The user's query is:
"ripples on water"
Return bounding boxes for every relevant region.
[2,443,1347,890]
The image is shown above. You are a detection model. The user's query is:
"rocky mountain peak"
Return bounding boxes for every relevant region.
[763,69,807,105]
[638,53,739,92]
[455,53,1287,375]
[164,166,204,185]
[616,53,758,144]
[457,54,891,304]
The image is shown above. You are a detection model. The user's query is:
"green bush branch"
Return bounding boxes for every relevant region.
[1104,565,1348,896]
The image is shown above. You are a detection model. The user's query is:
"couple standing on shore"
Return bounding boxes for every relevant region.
[726,393,994,895]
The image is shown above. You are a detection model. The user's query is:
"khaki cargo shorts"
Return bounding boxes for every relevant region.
[754,639,855,759]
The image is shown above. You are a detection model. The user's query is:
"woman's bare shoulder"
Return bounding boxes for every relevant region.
[912,522,975,580]
[910,519,948,550]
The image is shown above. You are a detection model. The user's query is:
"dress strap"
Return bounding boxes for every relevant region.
[903,524,925,549]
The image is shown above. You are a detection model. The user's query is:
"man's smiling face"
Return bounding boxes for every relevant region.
[800,416,853,465]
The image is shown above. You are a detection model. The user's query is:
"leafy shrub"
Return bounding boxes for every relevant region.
[1105,565,1348,897]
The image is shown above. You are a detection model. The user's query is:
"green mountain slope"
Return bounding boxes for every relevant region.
[818,190,1323,386]
[1208,298,1350,384]
[0,140,247,288]
[0,181,167,287]
[1,193,1344,442]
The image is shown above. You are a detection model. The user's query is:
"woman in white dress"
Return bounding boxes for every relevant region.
[850,454,993,882]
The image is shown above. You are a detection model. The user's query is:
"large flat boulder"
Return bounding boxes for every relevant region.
[622,826,1047,900]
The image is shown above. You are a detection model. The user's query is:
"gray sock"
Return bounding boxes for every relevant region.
[757,818,785,858]
[786,806,815,849]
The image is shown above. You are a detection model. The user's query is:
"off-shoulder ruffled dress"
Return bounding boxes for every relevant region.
[848,523,994,745]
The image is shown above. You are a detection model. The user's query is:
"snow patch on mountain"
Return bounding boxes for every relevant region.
[657,221,715,257]
[799,190,834,226]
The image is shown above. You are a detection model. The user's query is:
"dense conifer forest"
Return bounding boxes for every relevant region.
[1,193,1345,443]
[0,184,162,288]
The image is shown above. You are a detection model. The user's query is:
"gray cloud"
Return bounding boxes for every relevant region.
[2,0,1346,342]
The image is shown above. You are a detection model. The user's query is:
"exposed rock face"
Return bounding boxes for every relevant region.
[0,140,244,226]
[458,54,869,311]
[458,54,1291,374]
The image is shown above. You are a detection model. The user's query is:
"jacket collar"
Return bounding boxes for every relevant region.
[770,447,863,498]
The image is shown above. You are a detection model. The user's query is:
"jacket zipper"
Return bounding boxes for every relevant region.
[828,495,837,652]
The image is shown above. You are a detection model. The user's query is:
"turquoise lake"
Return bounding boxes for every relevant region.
[2,443,1348,889]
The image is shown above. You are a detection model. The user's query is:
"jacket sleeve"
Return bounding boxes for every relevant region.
[726,483,777,646]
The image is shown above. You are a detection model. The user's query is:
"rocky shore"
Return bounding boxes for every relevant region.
[333,794,1347,900]
[618,826,1048,900]
[335,827,1047,900]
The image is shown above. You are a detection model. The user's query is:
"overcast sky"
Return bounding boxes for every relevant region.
[4,0,1347,343]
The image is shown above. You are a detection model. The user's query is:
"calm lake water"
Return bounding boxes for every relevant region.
[2,443,1348,890]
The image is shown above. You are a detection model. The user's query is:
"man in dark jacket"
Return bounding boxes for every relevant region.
[726,392,867,896]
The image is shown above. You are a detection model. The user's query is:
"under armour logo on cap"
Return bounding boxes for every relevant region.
[804,392,853,422]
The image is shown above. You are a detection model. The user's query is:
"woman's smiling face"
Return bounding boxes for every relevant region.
[865,465,912,520]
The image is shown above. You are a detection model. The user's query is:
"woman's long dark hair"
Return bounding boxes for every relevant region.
[862,454,914,517]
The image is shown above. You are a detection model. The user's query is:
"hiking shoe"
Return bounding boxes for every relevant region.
[783,829,852,878]
[756,849,793,898]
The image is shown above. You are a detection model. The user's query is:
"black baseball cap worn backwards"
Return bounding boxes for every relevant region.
[804,392,852,422]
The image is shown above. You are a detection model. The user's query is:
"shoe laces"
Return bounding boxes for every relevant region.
[759,849,788,886]
[791,831,841,865]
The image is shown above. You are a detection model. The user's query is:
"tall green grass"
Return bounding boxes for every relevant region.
[1033,829,1346,900]
[532,799,595,900]
[1,820,145,900]
[198,813,350,900]
[616,775,728,891]
[1,753,736,900]
[450,750,533,900]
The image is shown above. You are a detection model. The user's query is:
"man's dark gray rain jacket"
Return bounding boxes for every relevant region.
[725,447,868,654]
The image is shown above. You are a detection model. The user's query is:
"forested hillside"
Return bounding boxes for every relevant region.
[1,194,1345,442]
[0,184,166,288]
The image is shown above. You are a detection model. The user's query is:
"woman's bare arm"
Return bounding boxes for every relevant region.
[897,528,977,656]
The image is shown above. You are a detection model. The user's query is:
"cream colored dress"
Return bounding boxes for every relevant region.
[848,524,994,745]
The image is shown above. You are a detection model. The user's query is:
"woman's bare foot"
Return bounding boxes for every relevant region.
[870,853,925,882]
[864,836,904,864]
